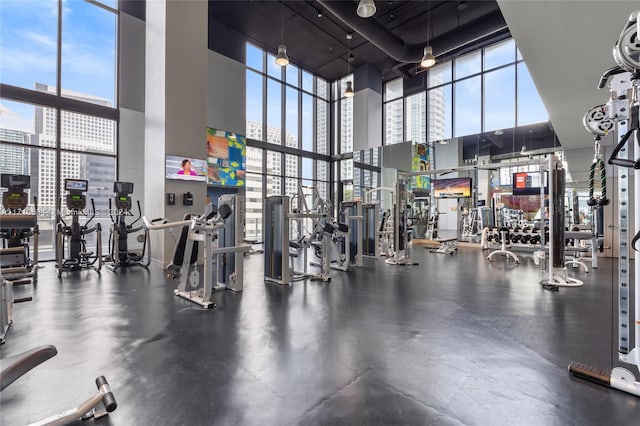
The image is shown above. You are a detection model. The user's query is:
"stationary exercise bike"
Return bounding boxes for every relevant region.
[104,181,150,271]
[55,179,102,277]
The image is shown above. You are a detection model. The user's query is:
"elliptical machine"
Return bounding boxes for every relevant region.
[56,179,102,277]
[1,174,39,344]
[0,174,39,279]
[105,181,150,271]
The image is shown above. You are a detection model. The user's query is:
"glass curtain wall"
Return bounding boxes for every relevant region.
[0,0,118,260]
[381,38,548,146]
[245,43,331,240]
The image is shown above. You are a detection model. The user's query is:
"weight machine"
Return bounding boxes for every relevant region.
[105,181,150,271]
[143,195,250,309]
[363,176,416,265]
[569,10,640,396]
[264,195,332,284]
[1,174,38,344]
[362,203,380,257]
[55,179,102,277]
[340,200,363,268]
[540,155,583,289]
[1,345,118,424]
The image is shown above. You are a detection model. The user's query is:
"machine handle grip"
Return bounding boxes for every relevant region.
[142,216,191,230]
[109,198,114,222]
[597,66,625,89]
[57,213,67,228]
[95,376,117,412]
[84,198,96,227]
[129,225,144,233]
[130,200,143,226]
[33,195,38,213]
[608,158,640,168]
[607,129,640,169]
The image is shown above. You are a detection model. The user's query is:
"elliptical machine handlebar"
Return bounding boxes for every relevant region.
[130,199,143,227]
[84,198,96,228]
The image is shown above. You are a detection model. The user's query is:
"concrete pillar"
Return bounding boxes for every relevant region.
[145,0,208,265]
[353,65,382,151]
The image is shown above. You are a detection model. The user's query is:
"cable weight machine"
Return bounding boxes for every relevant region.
[569,10,640,396]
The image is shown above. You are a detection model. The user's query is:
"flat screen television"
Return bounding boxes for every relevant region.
[512,171,548,196]
[166,156,208,182]
[433,177,472,198]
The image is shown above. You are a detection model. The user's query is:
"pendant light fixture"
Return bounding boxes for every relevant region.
[357,0,376,18]
[344,33,354,98]
[275,1,289,67]
[420,1,436,68]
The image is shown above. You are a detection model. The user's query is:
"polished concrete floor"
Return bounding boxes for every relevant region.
[1,247,638,425]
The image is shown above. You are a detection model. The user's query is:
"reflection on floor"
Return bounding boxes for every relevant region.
[1,247,638,425]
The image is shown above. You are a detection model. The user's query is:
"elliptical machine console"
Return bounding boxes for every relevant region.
[56,179,102,277]
[105,181,149,271]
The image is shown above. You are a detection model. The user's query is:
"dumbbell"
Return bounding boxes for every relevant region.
[511,234,521,244]
[521,234,531,244]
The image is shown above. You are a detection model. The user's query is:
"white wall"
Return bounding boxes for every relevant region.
[207,50,246,135]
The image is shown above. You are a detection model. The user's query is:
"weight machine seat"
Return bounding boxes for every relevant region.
[1,345,57,391]
[564,231,595,240]
[436,237,457,243]
[289,241,302,250]
[170,214,198,268]
[336,223,349,233]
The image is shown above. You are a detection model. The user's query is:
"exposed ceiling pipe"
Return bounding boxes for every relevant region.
[318,0,507,64]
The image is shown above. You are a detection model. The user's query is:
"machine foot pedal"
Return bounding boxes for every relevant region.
[569,362,611,386]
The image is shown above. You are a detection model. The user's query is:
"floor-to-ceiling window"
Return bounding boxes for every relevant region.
[245,42,331,240]
[380,38,548,147]
[0,0,118,260]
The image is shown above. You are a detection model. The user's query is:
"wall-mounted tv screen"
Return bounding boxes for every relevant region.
[433,177,472,198]
[165,156,208,182]
[512,171,548,195]
[206,128,246,187]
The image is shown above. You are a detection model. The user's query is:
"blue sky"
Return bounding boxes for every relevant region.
[0,0,116,128]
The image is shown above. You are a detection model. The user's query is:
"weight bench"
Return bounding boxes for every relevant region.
[432,237,457,255]
[564,231,597,271]
[487,228,520,264]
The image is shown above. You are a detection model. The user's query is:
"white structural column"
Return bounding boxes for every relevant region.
[145,0,208,266]
[353,65,383,152]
